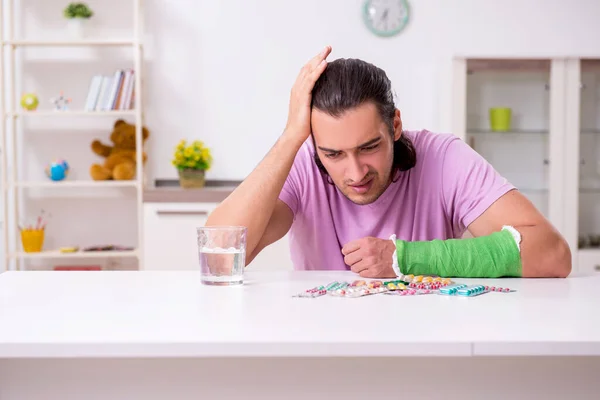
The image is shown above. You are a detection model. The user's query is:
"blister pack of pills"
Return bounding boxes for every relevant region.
[328,285,388,298]
[455,284,489,297]
[384,288,435,296]
[438,283,469,295]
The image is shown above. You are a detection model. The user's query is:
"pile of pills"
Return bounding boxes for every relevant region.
[329,285,388,298]
[398,274,453,286]
[485,286,513,293]
[294,276,515,298]
[293,281,348,298]
[384,288,434,296]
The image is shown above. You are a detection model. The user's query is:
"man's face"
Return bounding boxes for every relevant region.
[311,102,402,205]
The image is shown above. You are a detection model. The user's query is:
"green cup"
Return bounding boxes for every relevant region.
[489,107,512,132]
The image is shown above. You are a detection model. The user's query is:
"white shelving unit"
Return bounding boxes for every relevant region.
[0,0,146,272]
[452,57,600,275]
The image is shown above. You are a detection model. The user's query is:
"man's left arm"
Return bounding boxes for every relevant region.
[342,137,572,279]
[465,189,571,278]
[342,190,571,279]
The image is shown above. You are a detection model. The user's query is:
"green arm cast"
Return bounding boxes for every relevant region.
[395,228,522,278]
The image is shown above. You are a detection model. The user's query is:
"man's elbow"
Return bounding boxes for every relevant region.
[547,237,572,278]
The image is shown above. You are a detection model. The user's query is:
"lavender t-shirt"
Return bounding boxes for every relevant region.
[278,129,515,271]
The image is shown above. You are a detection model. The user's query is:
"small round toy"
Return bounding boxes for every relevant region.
[45,159,70,181]
[50,91,72,111]
[20,93,39,111]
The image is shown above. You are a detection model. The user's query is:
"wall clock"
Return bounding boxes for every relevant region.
[362,0,410,37]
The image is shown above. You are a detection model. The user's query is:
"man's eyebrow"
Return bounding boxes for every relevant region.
[317,137,382,153]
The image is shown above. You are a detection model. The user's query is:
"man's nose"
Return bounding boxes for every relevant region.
[346,156,369,183]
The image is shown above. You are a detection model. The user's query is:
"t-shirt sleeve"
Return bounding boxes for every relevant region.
[441,138,516,235]
[278,146,308,217]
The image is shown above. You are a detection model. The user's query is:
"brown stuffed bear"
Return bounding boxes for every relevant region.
[90,119,150,181]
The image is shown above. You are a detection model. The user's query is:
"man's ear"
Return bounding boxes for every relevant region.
[393,108,403,141]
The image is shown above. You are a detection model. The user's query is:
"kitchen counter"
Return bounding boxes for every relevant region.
[0,270,598,399]
[143,179,240,203]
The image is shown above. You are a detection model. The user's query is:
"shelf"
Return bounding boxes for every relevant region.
[468,129,600,135]
[466,59,551,73]
[514,188,600,193]
[468,129,548,135]
[12,181,138,189]
[5,110,136,118]
[580,188,600,194]
[516,188,549,193]
[2,39,136,47]
[579,248,600,254]
[11,249,138,259]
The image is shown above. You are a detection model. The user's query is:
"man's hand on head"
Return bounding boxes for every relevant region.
[341,237,397,278]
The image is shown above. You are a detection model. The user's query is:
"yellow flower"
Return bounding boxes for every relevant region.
[172,139,212,170]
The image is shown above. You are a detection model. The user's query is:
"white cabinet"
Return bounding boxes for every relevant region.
[578,250,600,275]
[142,202,293,272]
[452,57,600,274]
[247,233,293,272]
[142,202,217,271]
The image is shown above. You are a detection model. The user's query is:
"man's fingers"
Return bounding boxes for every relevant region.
[341,239,361,255]
[350,258,369,274]
[307,59,328,85]
[359,269,377,278]
[344,250,362,267]
[307,45,331,70]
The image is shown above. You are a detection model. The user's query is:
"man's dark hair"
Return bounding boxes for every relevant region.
[310,58,416,180]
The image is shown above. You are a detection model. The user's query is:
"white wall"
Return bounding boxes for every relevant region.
[3,0,600,268]
[143,0,600,181]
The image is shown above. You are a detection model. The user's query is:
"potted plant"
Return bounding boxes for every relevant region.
[63,2,94,38]
[172,140,212,189]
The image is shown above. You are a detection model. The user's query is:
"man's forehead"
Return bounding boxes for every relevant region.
[311,103,386,150]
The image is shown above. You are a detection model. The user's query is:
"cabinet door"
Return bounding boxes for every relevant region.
[247,234,293,271]
[453,58,568,233]
[142,202,217,271]
[571,58,600,273]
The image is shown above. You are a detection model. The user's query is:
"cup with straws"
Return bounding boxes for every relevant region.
[20,211,50,253]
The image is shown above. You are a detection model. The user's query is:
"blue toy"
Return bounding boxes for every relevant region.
[45,159,70,181]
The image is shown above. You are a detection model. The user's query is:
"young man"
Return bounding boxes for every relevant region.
[206,46,571,279]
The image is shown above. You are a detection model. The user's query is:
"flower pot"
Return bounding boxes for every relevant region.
[178,169,206,189]
[67,18,88,39]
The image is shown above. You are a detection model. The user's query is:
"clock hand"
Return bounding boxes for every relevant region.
[381,9,389,21]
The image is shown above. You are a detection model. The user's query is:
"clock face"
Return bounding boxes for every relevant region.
[363,0,410,37]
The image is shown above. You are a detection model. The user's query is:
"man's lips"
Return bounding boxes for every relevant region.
[349,177,373,193]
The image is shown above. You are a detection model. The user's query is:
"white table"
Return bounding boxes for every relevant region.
[0,270,599,399]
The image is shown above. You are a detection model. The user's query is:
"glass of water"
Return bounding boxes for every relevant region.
[197,226,247,286]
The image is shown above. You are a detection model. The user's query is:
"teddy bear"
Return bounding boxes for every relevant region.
[90,119,150,181]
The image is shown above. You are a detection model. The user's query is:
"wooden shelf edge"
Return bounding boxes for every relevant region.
[11,181,139,188]
[11,250,139,259]
[5,110,137,118]
[2,39,136,47]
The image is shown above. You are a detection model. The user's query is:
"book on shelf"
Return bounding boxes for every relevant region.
[84,69,136,111]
